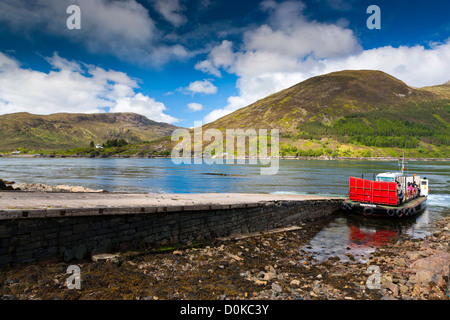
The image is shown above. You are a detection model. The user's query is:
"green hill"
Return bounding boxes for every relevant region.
[0,112,179,151]
[204,70,438,131]
[202,70,449,158]
[421,81,450,99]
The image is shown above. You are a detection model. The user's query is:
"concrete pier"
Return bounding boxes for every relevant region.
[0,191,344,265]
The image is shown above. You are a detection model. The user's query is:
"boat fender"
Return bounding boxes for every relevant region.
[363,207,373,216]
[408,207,416,216]
[395,209,403,218]
[342,202,354,210]
[387,208,395,217]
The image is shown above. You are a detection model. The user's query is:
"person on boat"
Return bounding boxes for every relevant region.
[407,182,413,199]
[413,182,419,197]
[397,181,404,205]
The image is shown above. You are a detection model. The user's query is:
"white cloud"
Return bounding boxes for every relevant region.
[200,0,450,124]
[153,0,187,27]
[194,40,236,77]
[0,52,179,123]
[320,42,450,88]
[0,0,189,67]
[187,102,203,112]
[200,0,361,123]
[111,93,178,123]
[184,79,218,95]
[243,23,360,61]
[194,60,221,77]
[317,0,355,11]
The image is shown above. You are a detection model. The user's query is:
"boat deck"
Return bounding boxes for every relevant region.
[379,196,427,209]
[345,196,426,209]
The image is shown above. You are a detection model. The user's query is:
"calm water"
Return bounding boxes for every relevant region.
[1,157,448,263]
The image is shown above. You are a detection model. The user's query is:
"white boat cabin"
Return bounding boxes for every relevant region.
[376,172,428,197]
[375,172,403,182]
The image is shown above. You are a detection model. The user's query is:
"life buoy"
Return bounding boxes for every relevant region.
[363,207,373,216]
[387,208,395,217]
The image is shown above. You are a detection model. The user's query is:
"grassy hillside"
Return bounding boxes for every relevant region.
[203,70,438,133]
[421,81,450,99]
[0,112,179,151]
[279,99,449,158]
[201,70,450,159]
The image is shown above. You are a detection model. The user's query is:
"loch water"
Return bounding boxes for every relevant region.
[1,157,448,263]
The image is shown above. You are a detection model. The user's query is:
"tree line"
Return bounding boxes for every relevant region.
[295,100,450,148]
[90,138,129,148]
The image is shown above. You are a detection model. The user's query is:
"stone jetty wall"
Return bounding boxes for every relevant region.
[0,199,341,265]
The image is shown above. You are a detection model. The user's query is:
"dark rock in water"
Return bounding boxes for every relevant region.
[0,179,14,190]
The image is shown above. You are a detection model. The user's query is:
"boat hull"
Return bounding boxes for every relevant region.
[342,196,427,218]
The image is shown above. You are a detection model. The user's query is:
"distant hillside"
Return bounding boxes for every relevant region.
[204,70,439,132]
[421,81,450,99]
[0,112,179,151]
[201,70,449,158]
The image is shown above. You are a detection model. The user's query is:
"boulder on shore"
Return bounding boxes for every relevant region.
[0,179,14,190]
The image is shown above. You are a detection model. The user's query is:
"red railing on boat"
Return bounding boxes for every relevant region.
[349,177,398,206]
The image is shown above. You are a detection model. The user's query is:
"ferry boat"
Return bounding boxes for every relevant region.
[342,158,428,218]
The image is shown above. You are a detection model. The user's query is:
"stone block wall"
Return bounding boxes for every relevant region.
[0,199,341,265]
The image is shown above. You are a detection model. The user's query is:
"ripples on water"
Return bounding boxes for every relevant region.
[1,158,448,264]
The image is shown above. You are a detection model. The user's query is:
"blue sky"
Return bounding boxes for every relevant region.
[0,0,449,128]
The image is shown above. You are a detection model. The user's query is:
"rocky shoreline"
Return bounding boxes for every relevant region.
[0,179,106,193]
[0,214,448,301]
[1,153,449,161]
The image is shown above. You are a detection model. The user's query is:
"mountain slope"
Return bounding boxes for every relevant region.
[421,81,450,99]
[0,112,179,151]
[202,70,449,158]
[204,70,439,132]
